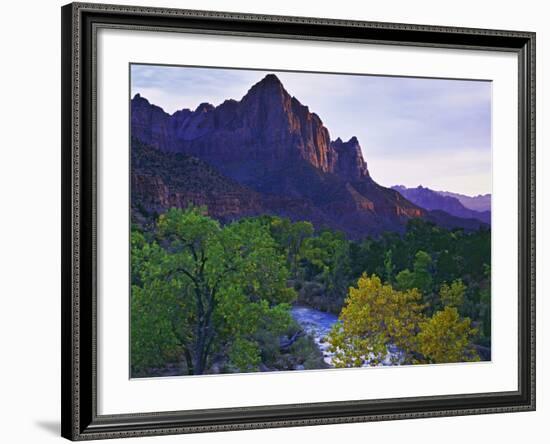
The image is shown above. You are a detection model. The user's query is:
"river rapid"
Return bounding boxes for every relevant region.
[290,305,403,367]
[290,305,339,366]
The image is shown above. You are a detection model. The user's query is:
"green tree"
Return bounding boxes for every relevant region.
[383,250,395,283]
[131,230,183,372]
[268,217,314,274]
[131,207,295,375]
[301,229,350,290]
[394,269,415,291]
[395,250,433,301]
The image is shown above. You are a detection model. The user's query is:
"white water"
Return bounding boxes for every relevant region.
[290,305,339,366]
[290,305,404,367]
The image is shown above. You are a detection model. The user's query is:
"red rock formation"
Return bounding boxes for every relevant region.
[131,74,370,180]
[130,74,485,237]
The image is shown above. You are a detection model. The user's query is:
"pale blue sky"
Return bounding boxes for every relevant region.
[131,64,492,196]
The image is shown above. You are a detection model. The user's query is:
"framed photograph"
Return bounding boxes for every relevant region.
[61,2,535,440]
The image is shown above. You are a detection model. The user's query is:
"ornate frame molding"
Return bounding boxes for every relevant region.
[61,2,535,440]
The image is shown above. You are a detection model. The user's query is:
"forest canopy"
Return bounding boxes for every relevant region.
[131,207,491,376]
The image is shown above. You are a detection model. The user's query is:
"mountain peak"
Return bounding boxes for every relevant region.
[259,73,283,86]
[132,75,371,181]
[332,136,360,147]
[246,74,288,98]
[132,93,150,105]
[195,102,215,113]
[330,136,369,180]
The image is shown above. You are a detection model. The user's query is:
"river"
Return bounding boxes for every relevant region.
[290,305,404,367]
[290,305,339,366]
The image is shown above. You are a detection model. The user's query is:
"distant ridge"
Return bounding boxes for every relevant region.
[437,190,491,213]
[392,185,491,225]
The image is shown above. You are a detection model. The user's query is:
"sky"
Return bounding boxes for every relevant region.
[131,64,492,196]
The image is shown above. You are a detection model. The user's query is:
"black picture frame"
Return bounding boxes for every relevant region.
[61,2,536,440]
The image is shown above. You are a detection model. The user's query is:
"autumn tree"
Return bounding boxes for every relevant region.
[439,279,466,308]
[417,306,479,363]
[328,274,480,367]
[328,274,425,367]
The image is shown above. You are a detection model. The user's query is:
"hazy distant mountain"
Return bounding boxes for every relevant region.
[131,74,487,237]
[392,185,491,225]
[437,190,491,213]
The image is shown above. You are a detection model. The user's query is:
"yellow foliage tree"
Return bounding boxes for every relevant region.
[439,279,466,308]
[328,274,480,367]
[328,274,425,367]
[417,306,479,363]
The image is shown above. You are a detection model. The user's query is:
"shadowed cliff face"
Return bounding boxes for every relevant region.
[132,74,370,179]
[131,74,486,237]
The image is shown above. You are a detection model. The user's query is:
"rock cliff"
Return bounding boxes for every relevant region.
[131,74,486,237]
